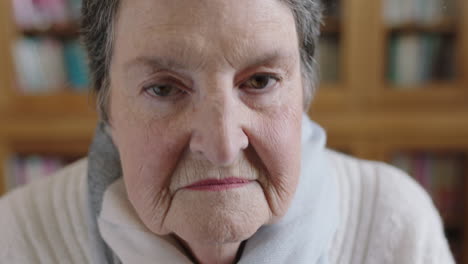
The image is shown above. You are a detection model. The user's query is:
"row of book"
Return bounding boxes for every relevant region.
[383,0,456,26]
[6,155,68,189]
[387,33,454,86]
[391,152,465,225]
[12,0,82,30]
[13,37,90,93]
[317,36,340,83]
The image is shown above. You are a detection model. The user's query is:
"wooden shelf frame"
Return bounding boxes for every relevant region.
[20,21,80,38]
[4,92,97,117]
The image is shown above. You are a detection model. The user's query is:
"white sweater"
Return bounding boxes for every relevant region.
[0,151,455,263]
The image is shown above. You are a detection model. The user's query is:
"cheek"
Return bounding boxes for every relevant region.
[110,94,190,234]
[247,100,303,219]
[110,85,189,189]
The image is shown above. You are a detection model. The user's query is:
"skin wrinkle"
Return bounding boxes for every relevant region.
[132,122,191,232]
[245,149,277,219]
[154,142,193,230]
[154,144,191,231]
[169,151,261,194]
[109,0,304,263]
[82,0,322,123]
[248,105,301,217]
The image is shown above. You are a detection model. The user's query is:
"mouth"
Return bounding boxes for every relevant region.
[184,177,253,191]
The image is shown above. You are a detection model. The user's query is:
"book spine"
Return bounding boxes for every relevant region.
[64,40,91,91]
[13,37,90,93]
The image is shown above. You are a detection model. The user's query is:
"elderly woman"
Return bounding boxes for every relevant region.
[0,0,454,263]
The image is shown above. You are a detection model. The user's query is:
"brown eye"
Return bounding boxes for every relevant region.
[244,74,278,90]
[146,84,179,97]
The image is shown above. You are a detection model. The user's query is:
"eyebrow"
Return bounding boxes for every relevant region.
[125,50,296,74]
[125,56,194,73]
[237,50,296,71]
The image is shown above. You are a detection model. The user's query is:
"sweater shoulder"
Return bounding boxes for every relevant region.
[327,149,435,216]
[0,158,91,264]
[326,150,454,264]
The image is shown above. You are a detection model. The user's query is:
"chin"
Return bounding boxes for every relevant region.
[164,183,271,244]
[194,214,262,244]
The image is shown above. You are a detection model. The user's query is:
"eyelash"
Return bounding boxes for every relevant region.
[239,73,281,93]
[142,77,188,100]
[144,84,184,97]
[142,73,281,99]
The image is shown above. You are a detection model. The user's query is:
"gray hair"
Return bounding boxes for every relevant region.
[81,0,323,122]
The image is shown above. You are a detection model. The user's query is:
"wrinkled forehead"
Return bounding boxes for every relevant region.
[112,0,299,72]
[116,0,294,32]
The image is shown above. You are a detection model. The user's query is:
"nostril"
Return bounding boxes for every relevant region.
[188,133,204,155]
[189,130,244,166]
[239,129,249,150]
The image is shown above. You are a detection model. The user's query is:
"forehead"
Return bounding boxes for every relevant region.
[113,0,299,71]
[117,0,293,32]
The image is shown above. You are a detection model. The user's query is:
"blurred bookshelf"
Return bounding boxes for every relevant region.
[0,0,467,262]
[0,0,97,195]
[0,0,95,115]
[374,0,468,109]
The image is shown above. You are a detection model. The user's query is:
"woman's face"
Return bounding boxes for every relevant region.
[109,0,304,245]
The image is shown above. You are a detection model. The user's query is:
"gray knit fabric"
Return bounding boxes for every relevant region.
[87,122,122,264]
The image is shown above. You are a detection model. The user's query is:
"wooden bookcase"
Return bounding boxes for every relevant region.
[0,0,97,192]
[0,0,468,261]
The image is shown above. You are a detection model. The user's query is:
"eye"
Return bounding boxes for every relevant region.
[242,74,279,90]
[144,83,183,98]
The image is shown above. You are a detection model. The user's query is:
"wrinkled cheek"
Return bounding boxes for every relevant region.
[248,105,302,220]
[111,121,188,235]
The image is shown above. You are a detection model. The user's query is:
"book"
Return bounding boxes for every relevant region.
[387,33,454,86]
[13,37,90,93]
[63,40,91,91]
[396,34,421,86]
[13,37,67,93]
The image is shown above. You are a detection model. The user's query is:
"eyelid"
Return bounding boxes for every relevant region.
[235,66,284,85]
[238,73,282,87]
[140,73,192,95]
[143,83,190,102]
[236,74,280,96]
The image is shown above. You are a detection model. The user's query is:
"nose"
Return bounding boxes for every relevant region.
[189,91,249,166]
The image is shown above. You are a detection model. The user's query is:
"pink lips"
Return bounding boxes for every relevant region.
[185,177,252,191]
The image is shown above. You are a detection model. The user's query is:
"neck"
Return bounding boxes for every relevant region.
[177,237,244,264]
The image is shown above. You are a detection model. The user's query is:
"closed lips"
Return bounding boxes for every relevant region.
[185,177,252,191]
